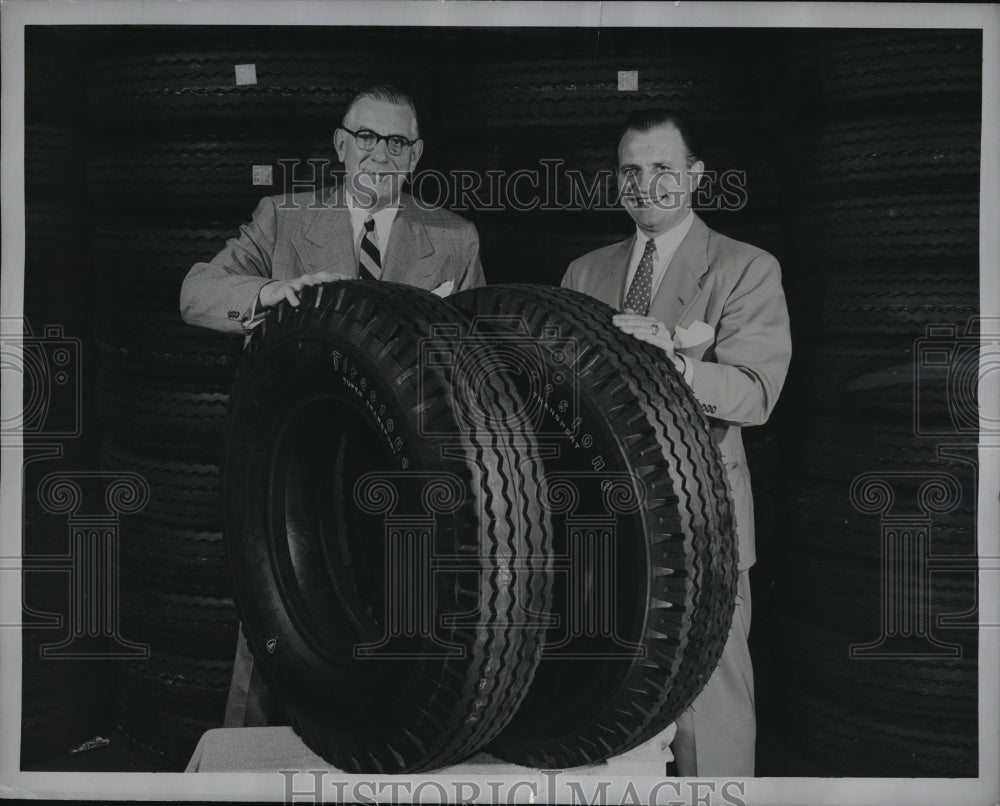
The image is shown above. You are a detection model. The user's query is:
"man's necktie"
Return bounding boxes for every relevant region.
[623,238,656,316]
[359,217,381,281]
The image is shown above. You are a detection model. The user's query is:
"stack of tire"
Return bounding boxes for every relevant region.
[87,26,442,770]
[20,28,117,767]
[81,34,312,769]
[774,30,981,776]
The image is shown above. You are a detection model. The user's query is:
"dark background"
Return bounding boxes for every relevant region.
[20,24,982,775]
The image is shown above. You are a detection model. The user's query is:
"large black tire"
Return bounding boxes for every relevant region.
[783,114,980,196]
[224,280,552,773]
[100,440,222,530]
[783,30,982,112]
[783,192,979,268]
[94,222,240,299]
[96,300,244,384]
[447,31,752,133]
[785,690,977,777]
[96,367,229,460]
[816,268,979,341]
[87,36,428,134]
[118,516,230,595]
[115,650,232,770]
[448,285,738,768]
[118,586,238,661]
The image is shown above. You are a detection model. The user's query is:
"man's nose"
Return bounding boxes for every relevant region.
[640,170,660,194]
[368,138,391,161]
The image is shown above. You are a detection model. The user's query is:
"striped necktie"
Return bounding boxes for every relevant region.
[359,217,381,281]
[623,238,656,316]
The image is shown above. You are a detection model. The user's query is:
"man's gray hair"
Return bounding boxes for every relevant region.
[343,85,420,138]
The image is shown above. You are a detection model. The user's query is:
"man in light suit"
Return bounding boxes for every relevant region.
[180,85,484,333]
[562,109,791,775]
[180,85,484,727]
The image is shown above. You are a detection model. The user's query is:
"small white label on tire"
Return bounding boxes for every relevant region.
[252,164,273,185]
[618,70,638,91]
[234,63,257,85]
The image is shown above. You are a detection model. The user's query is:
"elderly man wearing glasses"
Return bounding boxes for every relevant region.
[181,85,484,332]
[180,86,484,728]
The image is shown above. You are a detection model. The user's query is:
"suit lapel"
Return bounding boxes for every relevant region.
[594,237,635,309]
[297,187,357,277]
[649,214,710,328]
[382,196,436,284]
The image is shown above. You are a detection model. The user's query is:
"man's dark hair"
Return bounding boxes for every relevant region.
[343,85,420,137]
[618,109,699,167]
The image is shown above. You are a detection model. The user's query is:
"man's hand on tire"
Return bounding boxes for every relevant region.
[612,312,687,375]
[259,271,353,309]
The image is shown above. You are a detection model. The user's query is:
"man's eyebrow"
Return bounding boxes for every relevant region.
[356,126,411,138]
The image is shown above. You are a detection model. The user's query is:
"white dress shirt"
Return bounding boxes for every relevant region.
[623,210,695,301]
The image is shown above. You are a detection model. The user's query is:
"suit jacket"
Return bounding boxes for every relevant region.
[562,214,791,570]
[180,187,485,333]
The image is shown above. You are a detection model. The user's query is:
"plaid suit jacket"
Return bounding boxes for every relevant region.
[180,187,485,333]
[562,214,792,570]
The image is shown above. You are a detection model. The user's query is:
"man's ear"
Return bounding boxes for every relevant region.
[333,129,347,162]
[689,159,706,189]
[408,139,424,173]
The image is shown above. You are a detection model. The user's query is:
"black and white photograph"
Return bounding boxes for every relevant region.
[1,1,997,803]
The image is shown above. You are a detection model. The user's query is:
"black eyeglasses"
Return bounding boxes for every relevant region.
[340,126,418,157]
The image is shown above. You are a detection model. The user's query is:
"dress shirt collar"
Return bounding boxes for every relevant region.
[633,209,695,264]
[346,191,401,251]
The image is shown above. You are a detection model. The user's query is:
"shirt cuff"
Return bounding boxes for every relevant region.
[681,354,695,385]
[242,284,273,332]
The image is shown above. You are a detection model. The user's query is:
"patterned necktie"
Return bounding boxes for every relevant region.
[359,217,381,281]
[623,238,656,316]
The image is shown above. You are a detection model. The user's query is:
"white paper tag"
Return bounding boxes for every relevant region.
[234,63,257,85]
[252,164,273,186]
[618,70,638,91]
